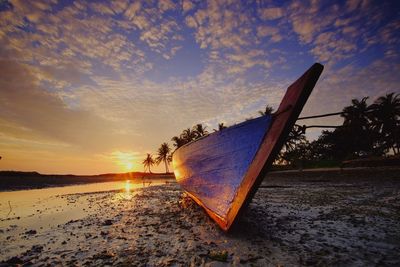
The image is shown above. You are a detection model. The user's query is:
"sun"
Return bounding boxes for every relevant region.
[111,151,136,172]
[119,158,134,172]
[124,162,133,171]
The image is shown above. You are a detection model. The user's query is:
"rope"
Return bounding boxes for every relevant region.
[303,125,342,129]
[294,124,342,134]
[272,108,344,133]
[297,111,344,120]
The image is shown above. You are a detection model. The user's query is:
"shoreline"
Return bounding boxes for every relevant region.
[0,172,175,192]
[2,166,400,192]
[0,166,400,192]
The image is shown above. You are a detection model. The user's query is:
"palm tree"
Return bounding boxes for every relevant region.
[171,136,185,149]
[339,97,377,157]
[214,123,227,132]
[258,105,274,116]
[283,125,306,152]
[193,123,208,138]
[142,153,155,173]
[341,97,371,129]
[369,93,400,154]
[181,128,197,143]
[156,142,171,173]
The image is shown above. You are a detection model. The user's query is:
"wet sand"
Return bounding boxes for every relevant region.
[1,169,399,266]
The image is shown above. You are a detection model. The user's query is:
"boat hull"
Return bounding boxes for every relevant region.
[173,63,324,231]
[173,116,272,221]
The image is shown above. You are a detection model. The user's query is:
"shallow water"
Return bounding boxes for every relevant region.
[0,180,170,232]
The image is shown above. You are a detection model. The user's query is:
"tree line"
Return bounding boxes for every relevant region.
[143,92,399,172]
[280,92,399,167]
[142,124,214,173]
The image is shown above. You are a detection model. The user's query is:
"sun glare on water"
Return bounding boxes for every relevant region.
[125,180,131,192]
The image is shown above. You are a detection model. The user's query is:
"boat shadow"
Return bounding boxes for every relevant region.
[228,204,276,239]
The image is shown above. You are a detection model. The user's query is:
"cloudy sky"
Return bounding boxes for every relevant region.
[0,0,399,174]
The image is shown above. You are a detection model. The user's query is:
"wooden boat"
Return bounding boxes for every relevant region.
[172,63,324,231]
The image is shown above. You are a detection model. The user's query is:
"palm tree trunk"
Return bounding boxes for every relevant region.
[164,159,169,173]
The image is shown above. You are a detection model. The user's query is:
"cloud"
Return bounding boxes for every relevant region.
[185,15,197,28]
[182,1,280,75]
[257,25,282,42]
[286,1,332,44]
[0,60,127,152]
[0,0,152,79]
[90,2,115,15]
[158,0,176,12]
[258,7,283,20]
[225,49,271,74]
[346,0,362,12]
[182,0,195,13]
[124,2,141,21]
[282,0,400,67]
[110,0,129,14]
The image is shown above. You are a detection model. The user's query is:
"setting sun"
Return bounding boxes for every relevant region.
[111,151,137,172]
[125,163,133,171]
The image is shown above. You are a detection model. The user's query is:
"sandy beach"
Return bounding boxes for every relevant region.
[1,168,399,266]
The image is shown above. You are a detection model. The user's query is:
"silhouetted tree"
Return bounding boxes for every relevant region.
[312,129,350,160]
[274,92,400,167]
[193,123,208,138]
[142,153,155,173]
[259,105,274,116]
[278,124,307,163]
[171,136,185,149]
[282,140,312,169]
[156,142,171,173]
[219,123,227,131]
[181,128,197,143]
[214,123,227,132]
[342,97,371,128]
[340,97,376,157]
[283,125,306,152]
[171,124,208,150]
[369,93,400,154]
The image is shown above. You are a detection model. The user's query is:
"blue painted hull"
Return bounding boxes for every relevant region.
[173,116,272,219]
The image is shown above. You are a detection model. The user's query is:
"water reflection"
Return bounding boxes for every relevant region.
[118,180,134,201]
[0,179,173,230]
[125,180,131,192]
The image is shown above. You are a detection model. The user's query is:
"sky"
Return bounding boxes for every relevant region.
[0,0,399,174]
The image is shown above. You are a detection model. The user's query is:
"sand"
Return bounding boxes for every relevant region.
[1,169,400,266]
